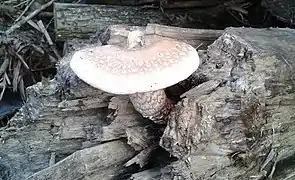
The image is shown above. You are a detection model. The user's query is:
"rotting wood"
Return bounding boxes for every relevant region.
[53,3,170,41]
[27,140,136,180]
[0,24,295,180]
[98,23,223,50]
[144,23,223,49]
[129,168,162,180]
[160,27,295,179]
[77,0,225,8]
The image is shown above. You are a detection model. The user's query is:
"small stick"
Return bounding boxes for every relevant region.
[0,82,6,101]
[0,58,10,77]
[4,72,11,85]
[21,16,41,32]
[14,51,30,70]
[5,0,54,35]
[37,20,62,60]
[13,0,30,8]
[13,60,22,92]
[15,0,36,22]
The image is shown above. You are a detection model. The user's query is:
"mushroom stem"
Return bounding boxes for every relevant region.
[129,89,175,123]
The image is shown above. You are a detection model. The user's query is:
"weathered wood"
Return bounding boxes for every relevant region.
[53,3,169,41]
[27,140,136,180]
[160,27,295,179]
[1,24,295,180]
[144,23,223,48]
[129,168,162,180]
[0,30,152,179]
[99,23,223,51]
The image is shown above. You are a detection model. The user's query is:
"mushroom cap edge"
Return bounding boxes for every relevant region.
[70,40,200,94]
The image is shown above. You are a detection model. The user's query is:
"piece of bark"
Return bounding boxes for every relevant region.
[159,27,295,179]
[144,23,223,50]
[27,140,136,180]
[98,23,223,51]
[126,126,163,151]
[80,0,227,8]
[53,3,170,41]
[129,168,162,180]
[160,155,232,180]
[125,144,158,168]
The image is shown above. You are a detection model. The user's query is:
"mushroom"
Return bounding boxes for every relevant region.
[70,39,200,123]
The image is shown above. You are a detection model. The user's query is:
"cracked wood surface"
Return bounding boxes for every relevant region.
[0,24,294,180]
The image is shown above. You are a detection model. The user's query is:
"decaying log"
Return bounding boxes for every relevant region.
[53,3,169,41]
[97,23,223,51]
[28,140,136,180]
[79,0,228,9]
[160,27,295,179]
[1,23,295,180]
[53,3,225,42]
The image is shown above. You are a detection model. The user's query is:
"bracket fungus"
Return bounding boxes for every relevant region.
[70,39,200,123]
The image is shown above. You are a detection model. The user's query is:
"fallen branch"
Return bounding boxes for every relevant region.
[37,20,61,60]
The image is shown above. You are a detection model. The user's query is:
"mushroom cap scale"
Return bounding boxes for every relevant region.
[70,40,200,94]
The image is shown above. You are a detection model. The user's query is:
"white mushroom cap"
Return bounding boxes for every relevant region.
[70,39,200,94]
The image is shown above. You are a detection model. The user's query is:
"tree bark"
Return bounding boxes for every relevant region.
[27,140,136,180]
[160,27,295,179]
[53,3,170,41]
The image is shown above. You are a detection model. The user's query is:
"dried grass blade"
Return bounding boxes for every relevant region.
[5,0,55,35]
[37,20,61,60]
[15,0,36,22]
[0,80,6,101]
[21,16,41,32]
[18,76,26,100]
[13,60,22,92]
[15,52,30,70]
[4,72,11,85]
[0,58,10,77]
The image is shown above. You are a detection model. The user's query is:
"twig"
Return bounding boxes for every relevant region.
[37,20,54,45]
[37,20,61,60]
[13,0,30,8]
[13,60,22,92]
[14,51,30,70]
[0,73,7,101]
[0,82,6,101]
[7,45,30,70]
[4,72,11,85]
[0,58,10,77]
[21,16,41,31]
[15,0,36,22]
[5,0,55,35]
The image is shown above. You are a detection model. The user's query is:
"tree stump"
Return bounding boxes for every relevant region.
[0,24,294,180]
